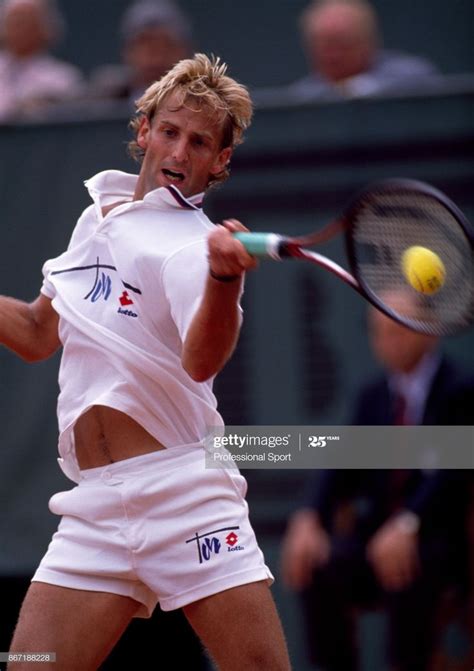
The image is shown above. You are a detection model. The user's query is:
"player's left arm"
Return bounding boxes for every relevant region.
[182,220,257,382]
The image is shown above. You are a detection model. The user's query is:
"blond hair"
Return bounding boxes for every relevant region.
[128,53,253,186]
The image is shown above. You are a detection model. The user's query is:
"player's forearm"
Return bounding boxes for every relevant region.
[0,295,58,362]
[182,274,243,382]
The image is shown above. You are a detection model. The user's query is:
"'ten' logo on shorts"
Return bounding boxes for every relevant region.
[185,526,243,564]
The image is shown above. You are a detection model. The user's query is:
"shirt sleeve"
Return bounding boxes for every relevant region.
[161,239,209,342]
[40,276,56,299]
[40,205,96,300]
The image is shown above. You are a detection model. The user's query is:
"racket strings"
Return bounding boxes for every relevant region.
[351,192,474,336]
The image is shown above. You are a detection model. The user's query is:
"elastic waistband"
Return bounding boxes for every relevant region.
[79,442,205,482]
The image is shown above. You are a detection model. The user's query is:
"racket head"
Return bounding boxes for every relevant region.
[344,179,474,336]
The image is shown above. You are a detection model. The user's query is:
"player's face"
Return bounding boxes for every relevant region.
[135,93,232,199]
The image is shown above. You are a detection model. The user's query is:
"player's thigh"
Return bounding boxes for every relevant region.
[183,580,291,671]
[9,582,140,671]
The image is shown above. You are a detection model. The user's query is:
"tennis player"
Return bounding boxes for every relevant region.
[2,54,291,671]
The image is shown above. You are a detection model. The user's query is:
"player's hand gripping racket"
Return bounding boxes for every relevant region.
[234,179,474,336]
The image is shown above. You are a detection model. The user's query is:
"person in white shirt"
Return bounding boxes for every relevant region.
[1,53,291,671]
[0,0,83,120]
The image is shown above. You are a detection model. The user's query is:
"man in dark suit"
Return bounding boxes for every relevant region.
[281,302,473,671]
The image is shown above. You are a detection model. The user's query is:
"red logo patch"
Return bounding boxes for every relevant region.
[226,532,238,547]
[119,291,133,306]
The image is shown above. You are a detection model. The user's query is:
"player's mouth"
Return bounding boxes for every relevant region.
[162,168,185,184]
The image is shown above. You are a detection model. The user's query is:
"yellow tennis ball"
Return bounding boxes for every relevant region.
[402,246,446,294]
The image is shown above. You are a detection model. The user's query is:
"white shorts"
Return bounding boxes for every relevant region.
[32,444,273,617]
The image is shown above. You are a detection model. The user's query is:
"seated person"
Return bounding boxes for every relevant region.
[289,0,439,99]
[0,0,84,120]
[89,0,193,105]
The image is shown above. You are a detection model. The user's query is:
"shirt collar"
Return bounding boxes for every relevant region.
[389,350,441,424]
[390,350,440,397]
[158,185,204,210]
[84,170,204,211]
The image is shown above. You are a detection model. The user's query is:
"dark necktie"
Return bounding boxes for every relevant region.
[389,391,412,512]
[392,390,410,426]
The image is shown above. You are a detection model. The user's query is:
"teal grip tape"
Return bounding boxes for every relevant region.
[233,232,282,259]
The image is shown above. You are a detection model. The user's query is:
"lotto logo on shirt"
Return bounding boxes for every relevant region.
[117,291,138,318]
[49,256,143,320]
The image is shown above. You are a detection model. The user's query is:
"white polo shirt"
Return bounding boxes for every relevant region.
[41,170,224,482]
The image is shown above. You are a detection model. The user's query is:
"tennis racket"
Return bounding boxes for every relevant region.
[234,179,474,336]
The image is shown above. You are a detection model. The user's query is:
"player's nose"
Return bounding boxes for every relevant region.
[172,138,189,163]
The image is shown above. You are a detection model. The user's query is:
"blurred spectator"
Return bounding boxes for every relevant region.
[289,0,439,99]
[281,299,474,670]
[89,0,192,106]
[0,0,84,120]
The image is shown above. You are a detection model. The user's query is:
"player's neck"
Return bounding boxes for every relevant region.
[101,201,130,218]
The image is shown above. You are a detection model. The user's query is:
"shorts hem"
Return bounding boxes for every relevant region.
[159,566,274,612]
[31,567,157,619]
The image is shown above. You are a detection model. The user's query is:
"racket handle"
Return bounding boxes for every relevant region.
[233,232,284,259]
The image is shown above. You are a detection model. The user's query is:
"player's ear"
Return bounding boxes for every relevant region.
[210,147,232,177]
[137,117,151,151]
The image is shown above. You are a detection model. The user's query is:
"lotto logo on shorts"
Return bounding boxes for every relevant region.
[185,526,244,564]
[226,532,238,547]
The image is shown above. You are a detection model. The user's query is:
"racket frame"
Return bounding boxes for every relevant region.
[343,179,474,334]
[234,178,474,336]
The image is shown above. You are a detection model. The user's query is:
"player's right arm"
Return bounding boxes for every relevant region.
[0,293,60,362]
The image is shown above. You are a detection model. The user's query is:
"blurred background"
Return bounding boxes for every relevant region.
[0,0,473,669]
